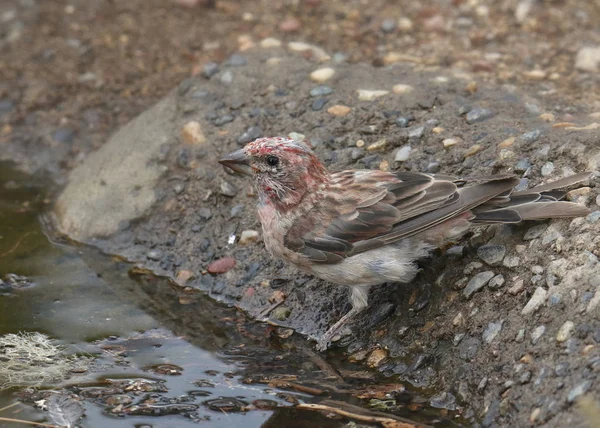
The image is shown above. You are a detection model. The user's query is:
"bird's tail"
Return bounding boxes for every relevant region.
[470,172,593,224]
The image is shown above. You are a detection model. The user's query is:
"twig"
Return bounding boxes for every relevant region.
[0,231,35,258]
[0,402,19,413]
[297,399,432,428]
[259,300,284,318]
[268,379,327,396]
[0,416,60,427]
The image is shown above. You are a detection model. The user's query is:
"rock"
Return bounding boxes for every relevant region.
[392,84,414,94]
[287,41,330,62]
[453,312,465,326]
[466,108,494,124]
[310,67,335,83]
[408,126,425,139]
[483,320,504,343]
[556,321,574,342]
[310,85,333,97]
[198,207,212,220]
[207,257,236,274]
[531,325,545,344]
[202,62,219,78]
[367,349,388,368]
[239,230,259,245]
[520,129,542,143]
[147,249,163,261]
[567,380,592,403]
[587,288,600,314]
[395,117,410,127]
[273,306,291,321]
[464,144,482,157]
[280,18,301,33]
[327,105,351,116]
[524,224,547,240]
[181,121,206,145]
[477,244,506,266]
[220,181,237,197]
[521,287,547,315]
[214,114,234,126]
[443,137,460,147]
[514,158,532,173]
[381,18,397,33]
[503,256,520,268]
[260,37,281,48]
[397,17,413,32]
[575,46,600,72]
[488,274,505,290]
[394,146,412,162]
[541,162,554,177]
[237,126,262,145]
[311,98,328,111]
[515,329,525,343]
[463,271,495,299]
[356,89,389,101]
[523,69,546,80]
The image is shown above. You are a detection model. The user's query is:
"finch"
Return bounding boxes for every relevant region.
[219,137,592,351]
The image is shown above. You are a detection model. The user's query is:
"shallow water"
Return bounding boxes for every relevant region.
[0,162,459,427]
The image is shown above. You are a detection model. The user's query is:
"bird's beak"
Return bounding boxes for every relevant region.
[218,149,253,176]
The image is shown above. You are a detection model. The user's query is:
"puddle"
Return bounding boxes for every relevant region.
[0,162,463,427]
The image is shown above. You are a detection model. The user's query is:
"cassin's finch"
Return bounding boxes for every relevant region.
[220,137,592,351]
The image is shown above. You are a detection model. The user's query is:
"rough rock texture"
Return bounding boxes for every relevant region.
[26,42,600,426]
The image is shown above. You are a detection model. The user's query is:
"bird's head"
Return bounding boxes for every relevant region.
[219,137,329,209]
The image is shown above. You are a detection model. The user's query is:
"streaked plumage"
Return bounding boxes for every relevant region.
[219,137,592,350]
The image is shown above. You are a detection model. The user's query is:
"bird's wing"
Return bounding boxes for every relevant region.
[283,170,519,263]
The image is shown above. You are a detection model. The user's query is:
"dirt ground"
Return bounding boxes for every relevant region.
[1,1,600,427]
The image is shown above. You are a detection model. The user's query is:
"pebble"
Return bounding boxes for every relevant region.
[454,333,465,346]
[367,349,388,368]
[311,98,328,111]
[220,181,237,197]
[453,312,465,326]
[394,146,412,162]
[488,274,505,290]
[443,138,460,148]
[483,320,504,343]
[397,17,413,32]
[587,211,600,223]
[523,69,547,80]
[466,108,494,124]
[531,325,546,344]
[381,18,397,33]
[520,129,542,143]
[521,287,547,315]
[52,127,75,144]
[556,321,574,342]
[239,230,259,245]
[477,244,506,266]
[427,162,441,173]
[327,105,351,116]
[198,208,212,220]
[432,126,444,134]
[207,257,236,274]
[395,117,410,127]
[587,289,600,314]
[463,271,495,299]
[273,306,291,321]
[567,380,592,403]
[515,329,525,343]
[287,41,330,62]
[280,18,301,33]
[147,249,163,261]
[367,139,386,152]
[567,187,591,205]
[408,126,425,139]
[503,256,520,268]
[524,224,547,240]
[575,46,600,72]
[260,37,282,48]
[514,158,532,173]
[230,205,244,218]
[464,144,482,157]
[181,121,206,145]
[310,85,333,97]
[540,113,555,122]
[220,70,233,85]
[202,62,219,78]
[392,84,414,94]
[237,126,262,145]
[214,115,234,126]
[310,67,335,83]
[288,132,305,141]
[541,162,554,177]
[356,89,389,101]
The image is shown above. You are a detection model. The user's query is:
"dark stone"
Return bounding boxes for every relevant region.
[237,126,263,145]
[225,54,247,67]
[311,97,328,111]
[368,302,396,327]
[466,108,494,124]
[458,336,481,361]
[52,127,75,144]
[214,115,234,126]
[202,62,220,79]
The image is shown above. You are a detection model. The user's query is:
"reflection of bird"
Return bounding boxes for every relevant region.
[220,137,592,351]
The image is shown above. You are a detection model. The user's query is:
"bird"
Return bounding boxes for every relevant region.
[219,137,593,351]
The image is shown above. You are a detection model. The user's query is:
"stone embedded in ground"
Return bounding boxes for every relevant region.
[522,287,547,315]
[477,245,506,266]
[463,271,495,299]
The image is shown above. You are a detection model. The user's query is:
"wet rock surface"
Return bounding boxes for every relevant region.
[1,1,600,427]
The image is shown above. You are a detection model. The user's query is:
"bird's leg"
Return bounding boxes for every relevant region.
[316,285,370,351]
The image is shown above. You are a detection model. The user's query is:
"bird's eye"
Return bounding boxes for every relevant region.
[266,155,279,167]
